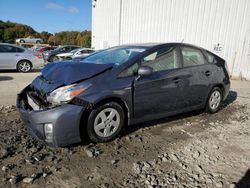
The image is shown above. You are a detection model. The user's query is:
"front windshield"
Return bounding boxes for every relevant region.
[83,46,147,66]
[54,47,62,51]
[70,49,79,54]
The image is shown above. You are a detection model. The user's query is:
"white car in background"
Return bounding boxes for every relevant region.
[0,43,44,72]
[16,36,43,44]
[56,48,95,61]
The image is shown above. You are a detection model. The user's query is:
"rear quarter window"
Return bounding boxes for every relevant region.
[203,50,217,64]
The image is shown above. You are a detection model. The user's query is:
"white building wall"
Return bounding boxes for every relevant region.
[92,0,250,80]
[92,0,121,49]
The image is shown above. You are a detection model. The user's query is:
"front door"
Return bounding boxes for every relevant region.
[133,46,185,119]
[0,45,20,69]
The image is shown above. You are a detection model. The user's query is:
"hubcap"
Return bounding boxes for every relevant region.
[94,108,120,138]
[209,90,221,110]
[19,62,31,72]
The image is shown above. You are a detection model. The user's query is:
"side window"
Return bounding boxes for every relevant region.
[65,47,70,51]
[119,47,179,77]
[203,50,217,64]
[80,50,87,54]
[141,47,179,72]
[181,47,206,67]
[16,47,24,53]
[0,45,17,53]
[0,45,5,52]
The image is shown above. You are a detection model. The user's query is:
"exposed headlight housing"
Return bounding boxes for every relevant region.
[47,83,91,105]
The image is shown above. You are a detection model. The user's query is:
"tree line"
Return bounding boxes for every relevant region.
[0,20,91,48]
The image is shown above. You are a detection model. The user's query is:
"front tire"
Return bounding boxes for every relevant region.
[36,40,41,44]
[20,40,25,43]
[87,102,125,143]
[17,61,32,73]
[206,87,222,113]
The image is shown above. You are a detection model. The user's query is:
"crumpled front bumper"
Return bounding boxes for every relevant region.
[16,88,85,147]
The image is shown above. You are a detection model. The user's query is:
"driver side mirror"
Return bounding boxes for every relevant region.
[138,66,153,76]
[136,66,153,80]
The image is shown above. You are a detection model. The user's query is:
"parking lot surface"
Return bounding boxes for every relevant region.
[0,70,40,105]
[0,72,250,187]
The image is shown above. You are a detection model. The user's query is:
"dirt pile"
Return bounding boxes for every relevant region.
[0,91,250,188]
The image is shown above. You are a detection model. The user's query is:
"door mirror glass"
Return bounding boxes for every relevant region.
[138,66,153,76]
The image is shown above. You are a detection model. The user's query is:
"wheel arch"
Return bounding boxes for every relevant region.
[211,83,225,100]
[213,84,224,94]
[79,96,130,142]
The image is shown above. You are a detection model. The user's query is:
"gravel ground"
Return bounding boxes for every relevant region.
[0,80,250,188]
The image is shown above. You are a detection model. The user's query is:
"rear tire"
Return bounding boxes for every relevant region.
[17,61,32,73]
[36,40,41,44]
[20,40,25,43]
[206,87,222,113]
[87,102,125,143]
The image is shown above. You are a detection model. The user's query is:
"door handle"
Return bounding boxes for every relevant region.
[205,70,211,76]
[173,77,180,84]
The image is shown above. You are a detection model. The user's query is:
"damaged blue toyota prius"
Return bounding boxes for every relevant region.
[17,43,230,147]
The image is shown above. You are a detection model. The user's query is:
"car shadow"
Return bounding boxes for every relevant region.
[223,90,238,107]
[77,90,238,147]
[235,169,250,188]
[0,76,13,81]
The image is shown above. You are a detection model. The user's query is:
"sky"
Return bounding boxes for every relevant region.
[0,0,92,33]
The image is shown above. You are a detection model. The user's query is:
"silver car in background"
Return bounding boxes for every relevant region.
[16,36,43,44]
[0,43,44,72]
[56,48,95,60]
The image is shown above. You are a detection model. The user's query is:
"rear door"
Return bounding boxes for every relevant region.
[133,45,186,119]
[179,46,212,108]
[0,45,22,69]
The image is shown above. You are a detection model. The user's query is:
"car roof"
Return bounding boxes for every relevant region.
[118,42,205,49]
[119,43,164,48]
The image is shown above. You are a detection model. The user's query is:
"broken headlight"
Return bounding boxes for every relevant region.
[47,83,91,105]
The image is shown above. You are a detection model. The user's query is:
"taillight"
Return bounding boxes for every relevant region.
[37,49,44,53]
[34,53,43,59]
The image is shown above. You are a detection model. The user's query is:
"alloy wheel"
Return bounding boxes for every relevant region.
[209,90,221,110]
[18,61,31,72]
[93,108,121,138]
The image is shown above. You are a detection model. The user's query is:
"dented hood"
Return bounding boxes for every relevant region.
[31,61,112,93]
[42,61,113,84]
